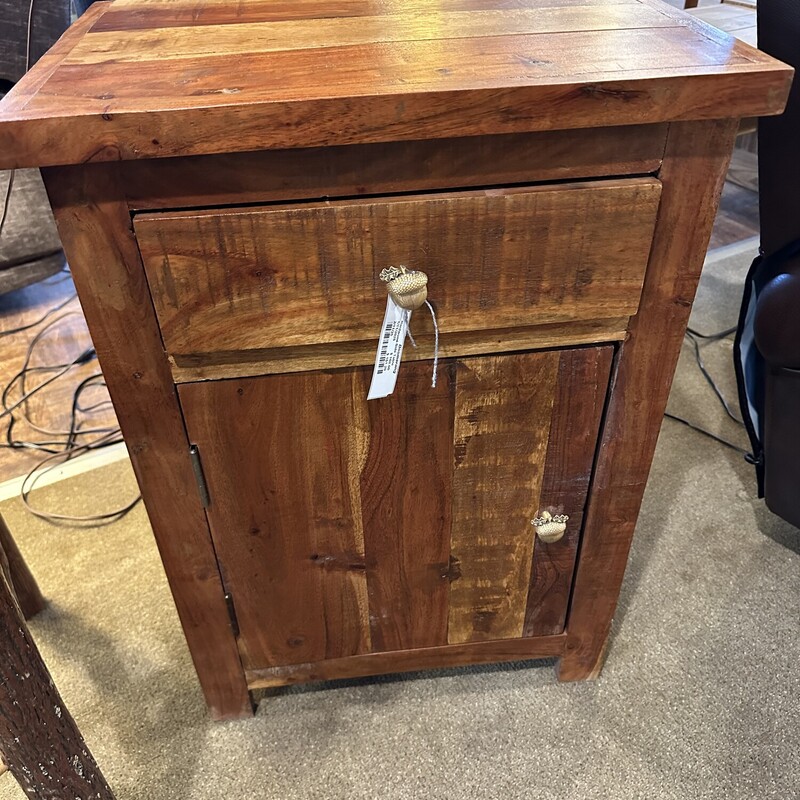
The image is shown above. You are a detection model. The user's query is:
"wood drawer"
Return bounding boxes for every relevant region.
[136,179,660,379]
[179,346,613,678]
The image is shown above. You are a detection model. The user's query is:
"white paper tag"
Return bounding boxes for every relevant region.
[367,296,412,400]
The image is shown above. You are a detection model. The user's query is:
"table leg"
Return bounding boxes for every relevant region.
[0,531,115,799]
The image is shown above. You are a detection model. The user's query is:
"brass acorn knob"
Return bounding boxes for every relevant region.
[532,511,569,544]
[379,266,428,311]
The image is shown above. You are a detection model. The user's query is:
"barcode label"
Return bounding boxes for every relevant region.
[367,296,411,400]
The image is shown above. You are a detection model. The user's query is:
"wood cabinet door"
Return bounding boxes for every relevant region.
[178,347,612,673]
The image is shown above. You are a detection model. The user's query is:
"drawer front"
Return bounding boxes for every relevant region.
[179,346,613,673]
[136,179,660,368]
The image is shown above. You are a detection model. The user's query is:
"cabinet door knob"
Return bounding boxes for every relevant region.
[532,511,569,543]
[379,266,428,310]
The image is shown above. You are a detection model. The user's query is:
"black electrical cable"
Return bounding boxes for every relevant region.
[0,355,91,421]
[11,315,115,440]
[0,2,135,523]
[686,325,738,341]
[663,324,747,455]
[26,0,36,72]
[1,296,141,523]
[664,412,749,455]
[1,311,91,420]
[21,431,142,525]
[684,329,744,424]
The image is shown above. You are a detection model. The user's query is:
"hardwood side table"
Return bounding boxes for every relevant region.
[0,0,791,720]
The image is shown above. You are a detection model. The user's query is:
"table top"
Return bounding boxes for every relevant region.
[0,0,792,169]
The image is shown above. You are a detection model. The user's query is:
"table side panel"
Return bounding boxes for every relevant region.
[558,118,740,680]
[41,163,253,720]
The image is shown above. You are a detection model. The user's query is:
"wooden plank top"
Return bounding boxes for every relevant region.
[0,0,792,168]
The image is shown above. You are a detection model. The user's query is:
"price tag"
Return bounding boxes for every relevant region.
[367,296,412,400]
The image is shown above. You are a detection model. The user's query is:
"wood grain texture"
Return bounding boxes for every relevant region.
[0,1,791,168]
[168,318,629,383]
[121,126,668,211]
[69,6,677,63]
[448,352,558,644]
[360,363,455,651]
[179,362,457,661]
[179,347,607,674]
[245,633,567,690]
[97,0,647,31]
[0,540,115,800]
[135,180,661,359]
[179,372,372,671]
[558,119,740,681]
[523,346,614,637]
[0,516,45,621]
[41,163,253,720]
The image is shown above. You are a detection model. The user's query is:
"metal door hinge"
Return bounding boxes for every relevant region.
[224,592,240,637]
[189,444,210,508]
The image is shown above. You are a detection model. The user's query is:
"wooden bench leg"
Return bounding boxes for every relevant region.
[0,516,46,620]
[0,536,115,799]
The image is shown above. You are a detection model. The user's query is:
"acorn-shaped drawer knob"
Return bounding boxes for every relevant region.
[532,511,569,543]
[379,266,428,311]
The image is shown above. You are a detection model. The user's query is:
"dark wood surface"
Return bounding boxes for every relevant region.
[0,516,45,620]
[359,363,455,652]
[557,119,740,681]
[179,370,373,671]
[135,180,661,365]
[41,164,253,720]
[0,0,791,168]
[246,633,567,690]
[0,520,115,799]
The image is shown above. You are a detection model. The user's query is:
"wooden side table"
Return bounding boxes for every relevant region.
[0,0,791,720]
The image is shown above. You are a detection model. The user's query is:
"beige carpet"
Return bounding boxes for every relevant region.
[1,243,798,800]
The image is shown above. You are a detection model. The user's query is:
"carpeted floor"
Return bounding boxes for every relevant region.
[1,242,798,800]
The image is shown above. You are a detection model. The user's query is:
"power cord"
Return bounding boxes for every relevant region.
[664,412,748,455]
[684,327,743,424]
[1,298,142,525]
[664,324,748,455]
[0,292,75,338]
[0,1,136,524]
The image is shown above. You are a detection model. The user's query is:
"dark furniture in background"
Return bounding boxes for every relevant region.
[754,0,800,528]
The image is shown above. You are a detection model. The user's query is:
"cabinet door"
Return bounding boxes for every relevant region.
[178,347,612,672]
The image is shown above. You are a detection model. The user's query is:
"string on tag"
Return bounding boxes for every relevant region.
[425,300,439,388]
[379,266,439,389]
[406,320,417,349]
